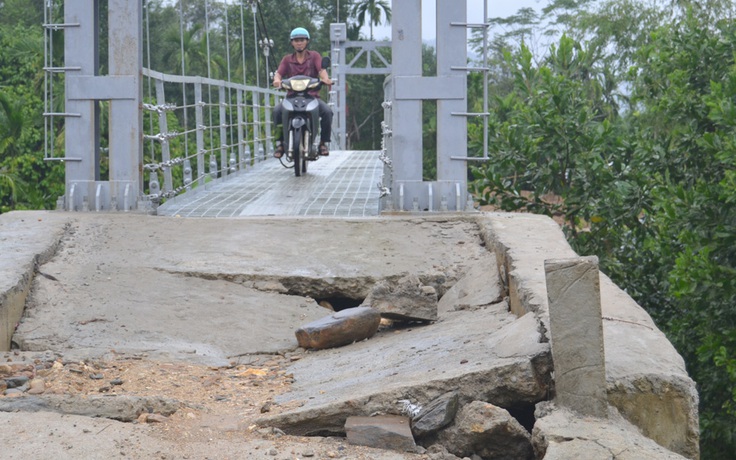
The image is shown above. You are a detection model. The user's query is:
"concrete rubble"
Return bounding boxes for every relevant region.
[0,211,699,458]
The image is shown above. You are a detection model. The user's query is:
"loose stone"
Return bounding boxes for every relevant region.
[27,378,46,395]
[5,376,29,389]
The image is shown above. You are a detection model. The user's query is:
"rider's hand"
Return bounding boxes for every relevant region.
[321,77,333,87]
[272,78,282,88]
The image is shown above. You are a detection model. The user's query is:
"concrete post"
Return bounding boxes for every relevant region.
[107,0,143,209]
[390,0,423,184]
[436,0,467,184]
[330,23,347,150]
[63,1,99,210]
[544,256,608,418]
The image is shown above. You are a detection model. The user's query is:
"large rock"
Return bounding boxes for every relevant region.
[411,391,460,438]
[436,400,534,460]
[295,306,381,350]
[345,415,416,452]
[368,274,438,321]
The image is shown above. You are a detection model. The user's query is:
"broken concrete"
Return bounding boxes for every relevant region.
[261,305,550,437]
[0,213,67,350]
[435,400,535,460]
[0,211,698,458]
[478,213,699,458]
[436,256,504,315]
[368,274,439,322]
[532,402,687,459]
[345,415,416,452]
[0,394,179,422]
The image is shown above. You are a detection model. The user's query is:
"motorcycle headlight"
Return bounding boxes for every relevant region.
[290,78,309,92]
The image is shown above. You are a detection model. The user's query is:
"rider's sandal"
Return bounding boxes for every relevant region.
[274,143,285,159]
[319,143,329,156]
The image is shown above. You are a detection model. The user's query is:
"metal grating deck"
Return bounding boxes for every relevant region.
[156,150,384,218]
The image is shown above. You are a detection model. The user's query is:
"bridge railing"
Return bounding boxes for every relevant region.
[141,68,281,205]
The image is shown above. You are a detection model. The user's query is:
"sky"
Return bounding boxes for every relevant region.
[361,0,545,41]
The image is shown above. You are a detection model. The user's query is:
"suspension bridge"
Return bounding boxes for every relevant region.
[43,1,491,216]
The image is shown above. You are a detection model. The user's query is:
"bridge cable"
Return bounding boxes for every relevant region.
[254,1,278,83]
[204,0,216,168]
[224,5,236,165]
[144,1,155,164]
[178,0,190,160]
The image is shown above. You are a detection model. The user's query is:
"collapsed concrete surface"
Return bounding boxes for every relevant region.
[0,211,698,458]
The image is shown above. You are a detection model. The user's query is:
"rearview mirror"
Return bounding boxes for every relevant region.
[321,56,331,69]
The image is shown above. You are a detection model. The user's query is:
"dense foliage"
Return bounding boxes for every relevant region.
[470,1,736,456]
[2,0,735,456]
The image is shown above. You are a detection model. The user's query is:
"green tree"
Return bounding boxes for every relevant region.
[628,8,736,456]
[351,0,391,40]
[472,1,736,456]
[471,36,620,234]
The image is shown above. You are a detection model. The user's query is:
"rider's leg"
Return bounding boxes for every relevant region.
[272,103,285,158]
[318,100,333,155]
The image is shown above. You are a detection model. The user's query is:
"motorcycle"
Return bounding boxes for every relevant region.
[278,75,321,176]
[277,57,330,177]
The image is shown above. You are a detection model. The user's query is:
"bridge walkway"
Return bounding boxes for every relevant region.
[156,150,383,218]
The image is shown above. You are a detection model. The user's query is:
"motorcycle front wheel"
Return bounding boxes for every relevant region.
[301,130,310,174]
[292,128,302,177]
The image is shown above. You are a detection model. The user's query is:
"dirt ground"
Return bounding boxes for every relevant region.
[1,350,429,459]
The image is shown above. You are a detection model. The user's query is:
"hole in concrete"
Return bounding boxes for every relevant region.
[314,296,364,312]
[506,403,537,433]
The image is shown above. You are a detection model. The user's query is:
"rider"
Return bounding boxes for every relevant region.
[272,27,333,158]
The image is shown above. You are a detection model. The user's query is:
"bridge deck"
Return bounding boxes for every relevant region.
[156,150,383,218]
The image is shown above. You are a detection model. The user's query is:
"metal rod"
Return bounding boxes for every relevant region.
[482,0,489,159]
[44,157,83,162]
[42,23,80,29]
[451,156,490,161]
[451,112,490,117]
[449,22,490,28]
[44,112,82,117]
[451,66,490,72]
[43,66,82,72]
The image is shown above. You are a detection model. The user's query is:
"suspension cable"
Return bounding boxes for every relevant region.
[144,0,155,161]
[239,1,247,85]
[224,5,235,161]
[204,0,215,153]
[179,0,190,158]
[254,1,277,83]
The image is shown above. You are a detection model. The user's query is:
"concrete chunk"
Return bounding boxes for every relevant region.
[295,306,381,350]
[368,274,438,322]
[345,415,416,452]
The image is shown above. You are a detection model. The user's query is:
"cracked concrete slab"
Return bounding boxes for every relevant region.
[4,212,490,366]
[0,210,698,458]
